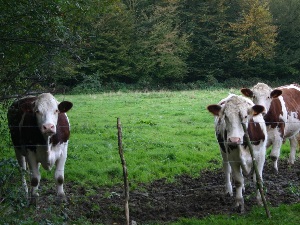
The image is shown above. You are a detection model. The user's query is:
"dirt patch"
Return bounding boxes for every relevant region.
[38,159,300,224]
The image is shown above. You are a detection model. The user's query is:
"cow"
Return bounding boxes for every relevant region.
[7,93,73,204]
[241,83,300,172]
[207,94,267,213]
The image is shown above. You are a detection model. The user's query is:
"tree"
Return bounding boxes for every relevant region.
[0,0,121,98]
[130,0,189,84]
[75,2,136,85]
[230,0,277,61]
[269,0,300,78]
[179,0,234,83]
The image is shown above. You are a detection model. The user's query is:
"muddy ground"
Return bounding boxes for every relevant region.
[37,159,300,224]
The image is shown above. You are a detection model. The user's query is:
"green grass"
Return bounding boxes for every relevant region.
[52,89,239,187]
[171,203,300,225]
[1,89,297,224]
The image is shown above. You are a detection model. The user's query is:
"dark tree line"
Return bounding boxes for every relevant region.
[1,0,299,96]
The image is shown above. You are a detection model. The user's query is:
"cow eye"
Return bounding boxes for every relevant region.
[55,109,59,113]
[35,110,40,114]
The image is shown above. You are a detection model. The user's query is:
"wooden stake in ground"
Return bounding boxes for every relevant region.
[117,118,130,225]
[241,122,271,219]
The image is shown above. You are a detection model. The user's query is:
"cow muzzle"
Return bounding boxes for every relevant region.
[42,123,56,136]
[228,137,242,145]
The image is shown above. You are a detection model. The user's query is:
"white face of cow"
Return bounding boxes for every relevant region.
[241,83,272,112]
[208,95,264,145]
[18,93,73,138]
[34,93,60,136]
[221,97,251,145]
[241,83,282,113]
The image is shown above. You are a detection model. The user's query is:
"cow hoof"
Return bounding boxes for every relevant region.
[269,155,277,161]
[288,160,294,166]
[29,196,38,206]
[257,200,263,206]
[225,192,233,197]
[232,204,245,214]
[236,204,245,214]
[56,194,67,205]
[272,167,279,174]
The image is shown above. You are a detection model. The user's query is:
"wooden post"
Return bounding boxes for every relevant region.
[241,122,271,219]
[117,118,130,225]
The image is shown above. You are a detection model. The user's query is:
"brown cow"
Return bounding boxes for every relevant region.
[7,93,73,204]
[207,94,267,213]
[241,83,300,172]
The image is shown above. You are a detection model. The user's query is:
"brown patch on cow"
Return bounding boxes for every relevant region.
[7,96,37,148]
[50,113,70,146]
[281,88,300,120]
[264,98,285,137]
[247,119,265,145]
[57,175,64,185]
[31,177,39,187]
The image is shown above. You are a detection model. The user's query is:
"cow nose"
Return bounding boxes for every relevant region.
[42,123,55,134]
[228,137,241,144]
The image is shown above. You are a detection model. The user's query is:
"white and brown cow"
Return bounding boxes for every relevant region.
[241,83,300,172]
[207,94,267,213]
[7,93,73,204]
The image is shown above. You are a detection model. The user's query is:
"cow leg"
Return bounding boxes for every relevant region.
[223,161,233,196]
[252,151,266,206]
[55,146,67,203]
[27,151,41,205]
[288,136,297,165]
[269,138,283,173]
[221,152,233,196]
[14,148,28,197]
[231,164,245,213]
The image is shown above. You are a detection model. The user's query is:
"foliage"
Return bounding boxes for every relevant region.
[75,2,136,84]
[230,0,277,61]
[0,0,72,96]
[0,0,120,98]
[269,0,300,79]
[132,0,190,84]
[179,0,231,82]
[0,0,299,96]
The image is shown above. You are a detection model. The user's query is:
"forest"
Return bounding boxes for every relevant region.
[1,0,300,96]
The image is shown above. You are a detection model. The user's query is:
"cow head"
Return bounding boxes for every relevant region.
[207,95,265,146]
[241,82,282,113]
[20,93,73,137]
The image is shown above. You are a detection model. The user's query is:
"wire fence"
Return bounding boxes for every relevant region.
[1,119,300,223]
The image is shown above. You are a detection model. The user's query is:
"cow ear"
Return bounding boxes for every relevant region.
[270,89,282,98]
[58,101,73,113]
[207,104,222,116]
[20,102,34,112]
[252,105,265,116]
[241,88,253,98]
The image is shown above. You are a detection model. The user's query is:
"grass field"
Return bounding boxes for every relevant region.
[65,90,226,187]
[1,89,297,224]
